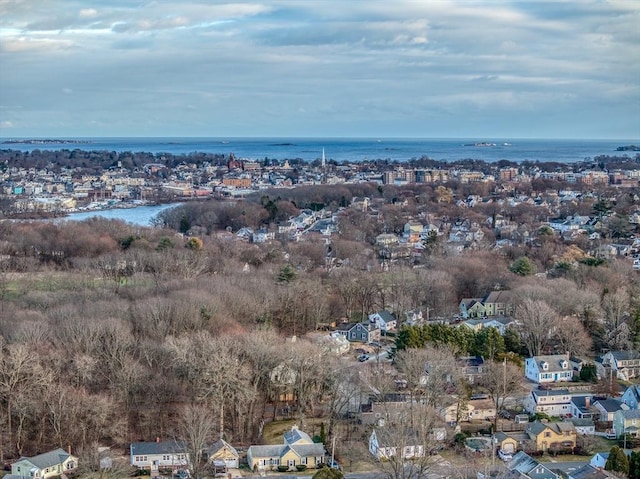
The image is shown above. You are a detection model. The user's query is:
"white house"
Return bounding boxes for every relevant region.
[12,449,78,479]
[524,389,572,417]
[570,418,595,435]
[525,353,574,383]
[368,429,425,460]
[368,310,397,333]
[130,441,188,472]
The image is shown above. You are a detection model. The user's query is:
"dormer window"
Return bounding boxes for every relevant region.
[541,361,548,371]
[561,360,568,369]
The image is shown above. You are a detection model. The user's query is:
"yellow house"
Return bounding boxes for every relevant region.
[527,421,576,452]
[494,421,577,454]
[12,448,78,479]
[246,426,326,471]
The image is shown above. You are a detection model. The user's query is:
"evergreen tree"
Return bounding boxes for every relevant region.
[313,467,343,479]
[605,446,629,475]
[579,363,598,382]
[277,264,297,283]
[509,256,537,276]
[629,450,640,479]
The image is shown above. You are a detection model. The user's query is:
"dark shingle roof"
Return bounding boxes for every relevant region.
[131,441,186,456]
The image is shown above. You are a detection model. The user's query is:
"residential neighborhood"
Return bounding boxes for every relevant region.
[1,147,639,479]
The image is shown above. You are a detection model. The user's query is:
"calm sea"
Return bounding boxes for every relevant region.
[62,203,181,226]
[2,137,638,163]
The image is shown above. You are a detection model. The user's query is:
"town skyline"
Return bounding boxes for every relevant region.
[1,1,639,139]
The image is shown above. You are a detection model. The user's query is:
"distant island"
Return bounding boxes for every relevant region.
[616,145,640,151]
[1,139,93,145]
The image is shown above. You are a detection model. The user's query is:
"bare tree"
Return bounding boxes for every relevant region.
[602,288,631,350]
[515,298,558,356]
[366,403,445,479]
[554,316,593,357]
[480,359,523,429]
[177,404,215,479]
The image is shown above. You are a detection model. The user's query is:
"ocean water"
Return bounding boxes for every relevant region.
[62,203,181,226]
[2,137,637,163]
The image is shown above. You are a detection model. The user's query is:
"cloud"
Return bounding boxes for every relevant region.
[0,0,638,138]
[0,120,14,128]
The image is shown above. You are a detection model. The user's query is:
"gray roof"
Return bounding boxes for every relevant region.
[618,409,640,419]
[531,354,571,373]
[130,441,186,456]
[610,350,640,361]
[371,310,395,322]
[571,418,595,427]
[570,464,613,479]
[533,388,570,398]
[507,452,557,479]
[595,398,625,413]
[18,449,73,470]
[247,445,285,458]
[284,427,312,445]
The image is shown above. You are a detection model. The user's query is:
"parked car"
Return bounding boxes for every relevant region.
[498,450,513,461]
[174,470,190,479]
[358,354,369,362]
[328,460,341,470]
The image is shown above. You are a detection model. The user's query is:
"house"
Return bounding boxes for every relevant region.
[613,409,640,438]
[570,396,598,420]
[525,353,574,384]
[493,431,528,455]
[334,321,380,343]
[525,421,577,453]
[621,384,640,409]
[404,309,423,326]
[482,291,514,317]
[459,298,486,318]
[594,398,628,422]
[524,389,572,416]
[457,356,486,384]
[443,397,495,423]
[206,439,239,469]
[360,393,412,426]
[460,318,513,335]
[602,350,640,381]
[246,425,326,471]
[494,421,577,456]
[506,451,558,479]
[570,418,595,435]
[459,290,513,319]
[590,450,633,470]
[129,441,188,472]
[368,310,397,333]
[368,428,443,460]
[11,448,78,479]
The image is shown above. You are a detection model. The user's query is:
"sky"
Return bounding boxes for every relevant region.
[0,0,639,139]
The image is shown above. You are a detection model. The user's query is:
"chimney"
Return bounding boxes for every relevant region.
[156,437,160,443]
[585,396,591,408]
[68,445,71,455]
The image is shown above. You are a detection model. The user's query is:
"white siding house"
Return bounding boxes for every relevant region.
[525,353,574,384]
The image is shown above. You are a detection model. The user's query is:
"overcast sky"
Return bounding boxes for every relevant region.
[0,0,638,139]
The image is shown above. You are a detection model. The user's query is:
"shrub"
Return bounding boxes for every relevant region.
[277,465,289,472]
[296,465,308,471]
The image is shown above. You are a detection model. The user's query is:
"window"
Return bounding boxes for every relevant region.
[545,432,551,438]
[301,457,307,465]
